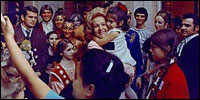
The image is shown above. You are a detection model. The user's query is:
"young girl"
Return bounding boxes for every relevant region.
[146,28,189,99]
[53,19,82,64]
[62,19,82,62]
[44,31,59,84]
[92,5,136,76]
[49,39,76,94]
[88,5,137,99]
[140,10,172,98]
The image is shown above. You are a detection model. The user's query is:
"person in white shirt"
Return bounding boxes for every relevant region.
[39,5,54,34]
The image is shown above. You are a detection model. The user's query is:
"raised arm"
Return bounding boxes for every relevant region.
[1,12,51,99]
[93,31,119,46]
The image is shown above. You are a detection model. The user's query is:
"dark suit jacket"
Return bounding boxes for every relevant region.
[14,24,49,77]
[177,35,199,99]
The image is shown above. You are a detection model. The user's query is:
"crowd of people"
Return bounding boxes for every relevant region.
[1,2,199,99]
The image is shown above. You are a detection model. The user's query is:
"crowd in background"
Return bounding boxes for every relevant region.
[1,1,199,99]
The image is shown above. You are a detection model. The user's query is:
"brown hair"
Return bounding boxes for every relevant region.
[151,28,178,59]
[156,10,171,27]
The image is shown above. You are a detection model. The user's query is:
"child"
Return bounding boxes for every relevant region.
[49,39,76,94]
[92,4,136,77]
[44,31,59,84]
[90,5,137,99]
[62,19,82,62]
[53,19,82,63]
[146,28,189,99]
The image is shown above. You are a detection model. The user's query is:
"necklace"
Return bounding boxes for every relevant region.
[60,60,75,80]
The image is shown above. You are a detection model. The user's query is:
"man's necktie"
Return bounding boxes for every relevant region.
[25,29,31,40]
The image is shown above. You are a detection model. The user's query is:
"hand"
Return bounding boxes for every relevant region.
[1,12,15,37]
[35,72,41,77]
[1,12,6,25]
[136,77,142,89]
[123,63,135,77]
[143,72,150,81]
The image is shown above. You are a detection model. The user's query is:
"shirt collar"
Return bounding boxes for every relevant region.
[184,33,199,44]
[21,24,33,37]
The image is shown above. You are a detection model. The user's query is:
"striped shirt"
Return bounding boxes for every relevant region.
[132,27,152,50]
[132,27,153,64]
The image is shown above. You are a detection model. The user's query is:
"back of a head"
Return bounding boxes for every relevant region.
[173,16,182,29]
[81,49,130,99]
[151,28,178,58]
[134,7,148,21]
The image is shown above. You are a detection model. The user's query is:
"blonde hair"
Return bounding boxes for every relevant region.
[85,7,106,28]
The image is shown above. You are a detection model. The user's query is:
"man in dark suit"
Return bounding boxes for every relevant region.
[14,5,49,99]
[176,13,199,99]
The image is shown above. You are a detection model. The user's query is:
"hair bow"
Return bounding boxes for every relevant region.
[117,2,128,13]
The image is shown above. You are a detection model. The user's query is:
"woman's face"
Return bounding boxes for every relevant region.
[62,43,75,60]
[73,16,81,28]
[63,22,74,38]
[135,13,146,25]
[150,42,165,62]
[55,15,65,29]
[155,16,166,31]
[92,16,108,39]
[48,33,59,46]
[41,9,53,22]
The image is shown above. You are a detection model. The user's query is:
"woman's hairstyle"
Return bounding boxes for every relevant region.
[107,5,130,31]
[70,14,84,25]
[150,28,178,60]
[86,7,107,34]
[173,15,182,29]
[55,8,64,15]
[81,49,130,99]
[52,11,66,29]
[134,7,148,21]
[86,7,106,24]
[40,4,53,16]
[46,31,58,40]
[54,39,73,62]
[156,10,171,27]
